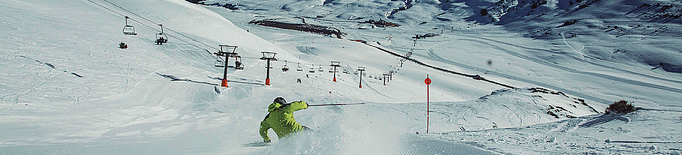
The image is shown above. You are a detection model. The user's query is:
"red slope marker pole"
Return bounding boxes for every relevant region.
[425,74,432,133]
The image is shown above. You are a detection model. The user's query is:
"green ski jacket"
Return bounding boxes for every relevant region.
[259,101,308,142]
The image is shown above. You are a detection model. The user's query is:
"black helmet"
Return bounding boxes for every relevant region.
[274,97,286,104]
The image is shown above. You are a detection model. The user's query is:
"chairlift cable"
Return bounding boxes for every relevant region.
[95,0,218,52]
[87,0,392,77]
[85,0,218,66]
[100,0,218,51]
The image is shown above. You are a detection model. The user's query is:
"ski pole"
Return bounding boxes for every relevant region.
[308,103,366,107]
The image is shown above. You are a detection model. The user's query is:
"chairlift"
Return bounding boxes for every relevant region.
[155,24,168,45]
[219,45,240,69]
[296,63,303,71]
[122,16,137,35]
[309,64,315,73]
[214,56,225,67]
[318,64,324,72]
[235,56,244,70]
[328,67,334,73]
[282,60,289,72]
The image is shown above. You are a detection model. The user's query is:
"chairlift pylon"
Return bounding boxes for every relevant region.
[217,45,241,70]
[155,24,168,45]
[122,16,137,35]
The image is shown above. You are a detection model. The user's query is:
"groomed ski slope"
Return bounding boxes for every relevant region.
[1,0,681,154]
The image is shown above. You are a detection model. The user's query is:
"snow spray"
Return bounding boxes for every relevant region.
[308,103,366,107]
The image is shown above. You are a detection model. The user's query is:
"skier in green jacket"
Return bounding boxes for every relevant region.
[259,97,309,142]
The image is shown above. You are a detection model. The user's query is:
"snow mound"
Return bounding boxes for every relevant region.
[433,108,682,154]
[427,87,599,132]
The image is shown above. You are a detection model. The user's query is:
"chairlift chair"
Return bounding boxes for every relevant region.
[296,63,303,71]
[318,65,324,72]
[214,56,225,67]
[122,16,137,35]
[309,65,315,73]
[282,61,289,72]
[155,24,168,45]
[235,56,244,70]
[282,65,289,72]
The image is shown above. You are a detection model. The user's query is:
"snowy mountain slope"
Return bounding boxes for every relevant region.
[1,0,223,149]
[1,0,681,154]
[478,0,682,73]
[1,0,490,154]
[203,0,682,108]
[194,0,682,154]
[1,0,283,153]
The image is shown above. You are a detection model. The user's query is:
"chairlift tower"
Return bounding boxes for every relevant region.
[357,67,365,88]
[383,73,390,85]
[215,45,238,87]
[260,52,277,86]
[389,70,394,80]
[330,61,341,82]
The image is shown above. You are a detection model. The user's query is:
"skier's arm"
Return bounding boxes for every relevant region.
[282,101,308,112]
[259,120,271,142]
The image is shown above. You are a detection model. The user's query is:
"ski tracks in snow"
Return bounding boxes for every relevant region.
[560,31,587,60]
[393,134,497,155]
[420,35,682,104]
[16,55,84,78]
[461,34,682,87]
[550,113,630,134]
[425,47,611,104]
[578,114,629,128]
[550,119,583,133]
